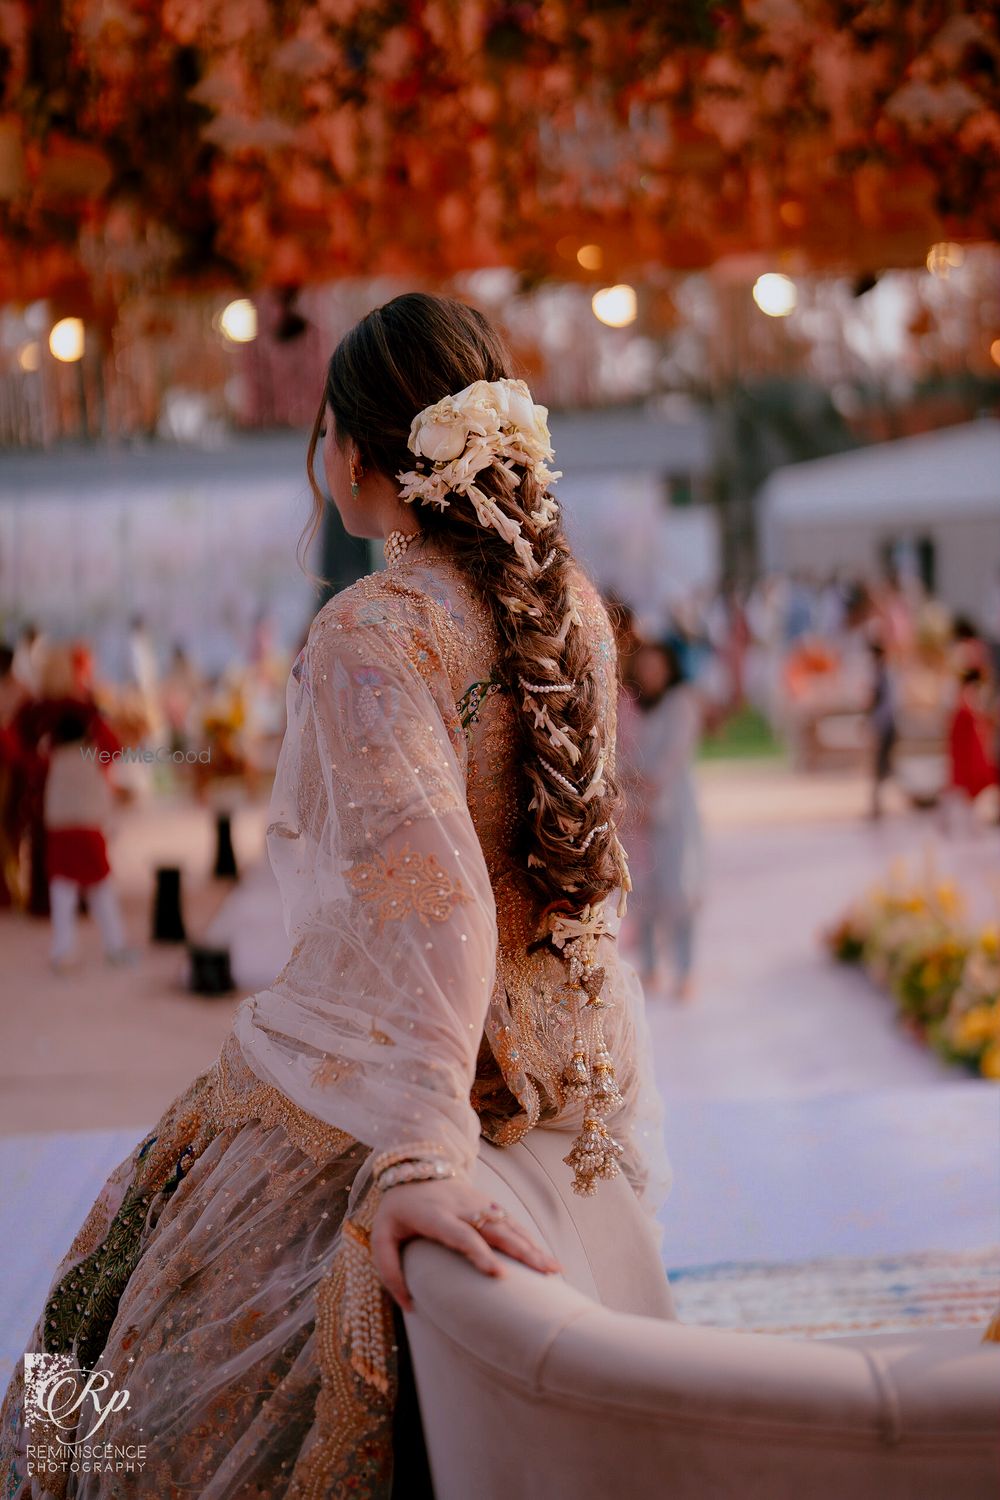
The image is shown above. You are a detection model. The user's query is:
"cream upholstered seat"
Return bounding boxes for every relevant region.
[401,1131,1000,1500]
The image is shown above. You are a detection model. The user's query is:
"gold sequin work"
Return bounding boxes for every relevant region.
[346,843,471,931]
[215,1033,355,1167]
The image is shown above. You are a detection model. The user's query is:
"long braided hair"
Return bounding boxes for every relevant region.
[306,292,629,921]
[308,295,631,1193]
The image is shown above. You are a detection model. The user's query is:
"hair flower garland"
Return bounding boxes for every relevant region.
[397,378,562,576]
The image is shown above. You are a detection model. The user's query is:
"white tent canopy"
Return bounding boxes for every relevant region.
[759,418,1000,618]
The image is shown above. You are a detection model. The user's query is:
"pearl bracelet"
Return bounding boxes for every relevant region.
[376,1158,455,1192]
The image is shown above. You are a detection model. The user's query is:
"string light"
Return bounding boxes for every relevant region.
[752,273,797,318]
[48,318,85,362]
[576,244,603,271]
[592,284,637,327]
[990,338,1000,369]
[926,242,964,279]
[218,299,258,344]
[17,341,41,372]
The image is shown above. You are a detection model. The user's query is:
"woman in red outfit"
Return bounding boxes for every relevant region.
[946,666,997,831]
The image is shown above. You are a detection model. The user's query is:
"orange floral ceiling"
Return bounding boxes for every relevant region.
[0,0,998,314]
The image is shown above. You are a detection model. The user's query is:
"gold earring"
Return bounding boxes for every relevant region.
[350,454,362,499]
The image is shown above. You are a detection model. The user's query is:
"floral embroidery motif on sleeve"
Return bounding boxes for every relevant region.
[346,844,471,932]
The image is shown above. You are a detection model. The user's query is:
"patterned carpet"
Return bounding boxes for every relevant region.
[668,1246,1000,1338]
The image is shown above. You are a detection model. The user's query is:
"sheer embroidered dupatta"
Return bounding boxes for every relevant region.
[234,588,497,1179]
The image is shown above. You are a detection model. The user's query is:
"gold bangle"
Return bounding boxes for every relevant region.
[376,1158,455,1192]
[371,1141,448,1181]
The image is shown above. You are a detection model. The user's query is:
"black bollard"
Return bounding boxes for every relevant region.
[152,866,186,943]
[213,813,239,881]
[187,943,235,996]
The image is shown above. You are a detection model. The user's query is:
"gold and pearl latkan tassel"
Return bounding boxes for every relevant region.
[564,998,627,1195]
[538,905,627,1196]
[339,1192,395,1395]
[590,1037,624,1114]
[562,1025,590,1098]
[564,1114,625,1196]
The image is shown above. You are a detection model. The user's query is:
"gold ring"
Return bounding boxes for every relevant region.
[468,1205,507,1231]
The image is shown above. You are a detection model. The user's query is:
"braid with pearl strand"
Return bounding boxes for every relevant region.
[408,450,633,1195]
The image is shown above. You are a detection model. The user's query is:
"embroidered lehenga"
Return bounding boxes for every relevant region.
[1,551,670,1499]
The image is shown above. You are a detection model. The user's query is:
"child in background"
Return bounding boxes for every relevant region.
[619,640,705,1000]
[43,705,132,971]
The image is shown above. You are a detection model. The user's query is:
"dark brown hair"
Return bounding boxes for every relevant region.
[306,292,628,918]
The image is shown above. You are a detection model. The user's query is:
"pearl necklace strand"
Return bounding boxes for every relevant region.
[383,528,420,566]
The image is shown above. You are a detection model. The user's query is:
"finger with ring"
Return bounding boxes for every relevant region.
[468,1204,508,1231]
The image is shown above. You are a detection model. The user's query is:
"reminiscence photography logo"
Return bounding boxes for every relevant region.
[23,1352,147,1478]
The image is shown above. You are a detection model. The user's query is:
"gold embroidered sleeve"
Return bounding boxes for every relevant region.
[346,844,471,933]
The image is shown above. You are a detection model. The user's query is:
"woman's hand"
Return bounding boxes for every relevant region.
[370,1176,562,1311]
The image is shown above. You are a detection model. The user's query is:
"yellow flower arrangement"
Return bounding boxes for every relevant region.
[825,863,997,1081]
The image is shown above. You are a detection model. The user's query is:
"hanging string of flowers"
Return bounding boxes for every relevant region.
[0,1,997,304]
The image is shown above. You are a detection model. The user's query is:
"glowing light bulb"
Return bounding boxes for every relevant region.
[752,273,797,318]
[576,244,603,271]
[592,284,637,328]
[17,341,41,372]
[219,299,258,344]
[49,318,85,362]
[926,242,964,278]
[990,338,1000,369]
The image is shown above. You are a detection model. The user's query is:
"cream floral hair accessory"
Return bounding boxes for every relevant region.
[396,377,561,577]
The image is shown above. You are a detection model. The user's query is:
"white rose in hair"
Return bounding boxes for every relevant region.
[452,379,488,407]
[412,416,470,463]
[504,383,538,435]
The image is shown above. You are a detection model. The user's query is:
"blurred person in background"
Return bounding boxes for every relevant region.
[619,639,705,1000]
[988,566,1000,821]
[873,564,918,660]
[127,613,165,745]
[706,578,749,711]
[11,622,44,696]
[944,664,997,835]
[43,703,133,972]
[745,572,789,726]
[816,569,848,640]
[867,634,898,822]
[0,643,29,728]
[666,589,717,710]
[605,590,642,686]
[161,642,204,756]
[11,641,102,916]
[783,570,816,644]
[0,645,30,908]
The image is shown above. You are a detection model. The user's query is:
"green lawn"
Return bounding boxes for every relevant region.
[697,706,783,762]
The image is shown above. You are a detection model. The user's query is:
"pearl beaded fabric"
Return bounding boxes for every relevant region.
[384,528,420,566]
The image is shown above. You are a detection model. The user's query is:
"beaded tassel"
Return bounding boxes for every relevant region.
[563,1115,625,1197]
[341,1212,394,1395]
[544,909,627,1196]
[562,1026,590,1098]
[588,1034,624,1116]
